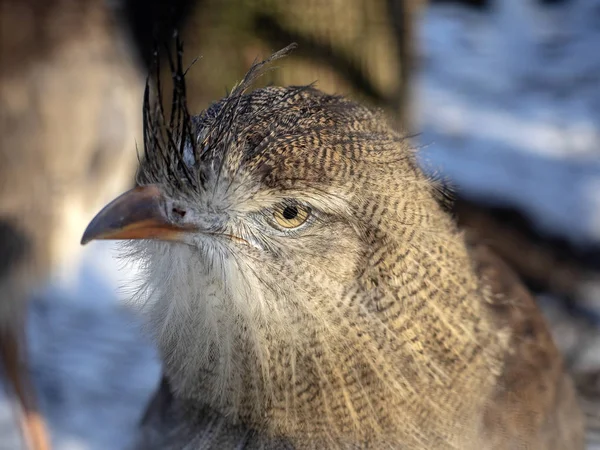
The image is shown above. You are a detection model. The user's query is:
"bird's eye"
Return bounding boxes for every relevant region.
[272,203,311,229]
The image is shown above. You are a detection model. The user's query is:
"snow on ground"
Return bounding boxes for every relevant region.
[417,0,600,243]
[3,0,600,448]
[0,244,158,450]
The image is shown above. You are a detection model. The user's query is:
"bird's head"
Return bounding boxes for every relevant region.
[81,45,464,420]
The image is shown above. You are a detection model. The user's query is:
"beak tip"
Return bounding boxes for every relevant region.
[80,219,103,246]
[79,185,178,245]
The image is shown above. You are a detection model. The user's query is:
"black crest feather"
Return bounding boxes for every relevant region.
[137,35,297,191]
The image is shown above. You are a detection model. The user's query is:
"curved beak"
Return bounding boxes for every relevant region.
[81,185,188,245]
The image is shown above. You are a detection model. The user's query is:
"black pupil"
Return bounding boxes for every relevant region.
[282,206,299,220]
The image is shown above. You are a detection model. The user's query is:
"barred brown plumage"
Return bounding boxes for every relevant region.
[82,43,584,449]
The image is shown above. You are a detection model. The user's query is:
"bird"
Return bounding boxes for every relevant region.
[0,0,141,448]
[81,43,585,449]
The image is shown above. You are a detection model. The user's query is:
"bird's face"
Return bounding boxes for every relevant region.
[82,84,385,321]
[81,118,367,292]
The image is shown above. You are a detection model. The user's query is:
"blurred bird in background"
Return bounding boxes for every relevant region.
[0,0,141,447]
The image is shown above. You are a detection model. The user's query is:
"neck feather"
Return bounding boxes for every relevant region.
[133,215,508,447]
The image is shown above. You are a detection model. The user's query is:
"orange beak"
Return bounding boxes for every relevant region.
[81,185,189,245]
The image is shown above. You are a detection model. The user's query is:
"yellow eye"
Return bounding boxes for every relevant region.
[273,204,311,229]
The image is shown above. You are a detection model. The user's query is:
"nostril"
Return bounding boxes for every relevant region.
[172,207,187,218]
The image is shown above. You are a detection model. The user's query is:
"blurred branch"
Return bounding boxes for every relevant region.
[386,0,413,130]
[254,13,392,109]
[429,0,487,8]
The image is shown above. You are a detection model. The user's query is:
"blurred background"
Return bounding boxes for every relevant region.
[1,0,600,448]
